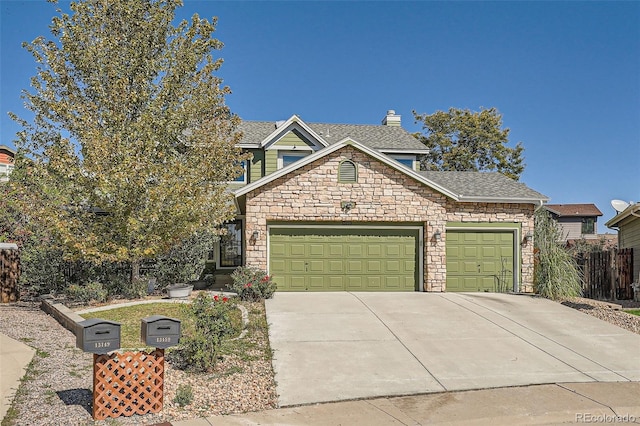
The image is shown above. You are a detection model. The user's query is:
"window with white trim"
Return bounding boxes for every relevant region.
[389,154,416,170]
[277,151,309,169]
[230,161,247,183]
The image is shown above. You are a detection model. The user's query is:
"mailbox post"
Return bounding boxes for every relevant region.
[141,315,181,349]
[76,318,121,354]
[76,315,181,420]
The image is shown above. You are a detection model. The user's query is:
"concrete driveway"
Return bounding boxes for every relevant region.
[265,292,640,406]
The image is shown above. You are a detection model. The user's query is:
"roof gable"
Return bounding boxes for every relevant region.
[247,115,328,150]
[234,139,547,204]
[236,117,427,153]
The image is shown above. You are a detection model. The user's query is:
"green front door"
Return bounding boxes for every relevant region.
[446,231,515,292]
[269,227,419,291]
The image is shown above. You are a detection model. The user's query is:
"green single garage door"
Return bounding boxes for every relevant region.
[446,231,515,292]
[269,227,419,291]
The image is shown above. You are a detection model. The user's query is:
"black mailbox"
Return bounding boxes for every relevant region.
[141,315,181,349]
[76,318,121,354]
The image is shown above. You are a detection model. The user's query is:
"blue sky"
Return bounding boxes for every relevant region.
[1,1,639,229]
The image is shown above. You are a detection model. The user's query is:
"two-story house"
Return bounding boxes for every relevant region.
[543,204,603,241]
[214,111,548,293]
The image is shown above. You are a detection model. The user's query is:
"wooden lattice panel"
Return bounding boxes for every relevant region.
[92,349,165,420]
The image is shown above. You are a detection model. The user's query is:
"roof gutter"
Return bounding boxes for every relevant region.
[458,196,550,205]
[606,203,640,229]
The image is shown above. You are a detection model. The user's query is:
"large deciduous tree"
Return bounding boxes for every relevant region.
[9,0,246,281]
[413,107,525,180]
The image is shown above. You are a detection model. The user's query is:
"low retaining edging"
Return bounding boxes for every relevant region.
[41,294,250,340]
[40,299,84,335]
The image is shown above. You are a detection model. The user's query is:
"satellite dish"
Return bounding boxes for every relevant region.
[611,199,630,213]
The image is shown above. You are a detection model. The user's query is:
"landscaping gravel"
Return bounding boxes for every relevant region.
[0,297,277,426]
[0,294,638,425]
[560,297,640,335]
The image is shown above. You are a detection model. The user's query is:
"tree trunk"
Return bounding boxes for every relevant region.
[131,260,141,283]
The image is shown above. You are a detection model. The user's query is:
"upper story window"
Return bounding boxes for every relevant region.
[582,218,595,234]
[338,160,357,183]
[277,151,309,169]
[389,154,416,170]
[231,161,247,183]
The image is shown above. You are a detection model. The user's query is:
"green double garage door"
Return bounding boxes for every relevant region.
[446,230,516,292]
[269,227,419,291]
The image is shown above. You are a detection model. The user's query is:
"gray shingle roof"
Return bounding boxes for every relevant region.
[418,170,549,201]
[237,120,426,151]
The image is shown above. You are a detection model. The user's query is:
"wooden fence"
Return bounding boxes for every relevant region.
[0,246,20,303]
[575,248,634,300]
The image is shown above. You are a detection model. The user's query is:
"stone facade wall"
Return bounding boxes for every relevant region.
[244,145,535,292]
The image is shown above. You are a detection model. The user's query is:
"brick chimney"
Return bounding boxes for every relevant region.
[381,110,401,126]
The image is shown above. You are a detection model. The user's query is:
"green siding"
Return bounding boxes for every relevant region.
[269,227,419,291]
[248,149,264,182]
[265,150,278,176]
[446,231,515,292]
[619,216,640,282]
[274,129,314,147]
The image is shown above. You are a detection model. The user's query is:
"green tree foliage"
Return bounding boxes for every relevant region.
[1,164,67,295]
[413,107,525,180]
[9,0,247,282]
[534,209,583,300]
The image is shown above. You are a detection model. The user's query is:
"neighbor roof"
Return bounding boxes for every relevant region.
[544,204,603,217]
[237,120,427,152]
[0,145,16,155]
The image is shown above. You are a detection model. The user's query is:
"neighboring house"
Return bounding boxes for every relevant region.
[543,204,603,241]
[216,111,548,293]
[606,203,640,282]
[0,145,15,182]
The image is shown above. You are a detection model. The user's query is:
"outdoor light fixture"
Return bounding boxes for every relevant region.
[434,229,442,241]
[524,232,533,243]
[252,231,260,240]
[341,201,356,213]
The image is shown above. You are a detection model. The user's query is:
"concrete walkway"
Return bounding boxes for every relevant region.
[265,292,640,406]
[0,333,35,421]
[172,381,640,425]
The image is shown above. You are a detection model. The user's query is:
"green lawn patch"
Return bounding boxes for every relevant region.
[625,309,640,316]
[80,302,242,350]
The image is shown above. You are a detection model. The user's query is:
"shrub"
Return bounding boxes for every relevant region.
[119,277,148,299]
[173,384,193,407]
[154,231,218,289]
[102,269,133,296]
[178,293,237,372]
[228,266,276,301]
[534,209,583,300]
[65,282,108,304]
